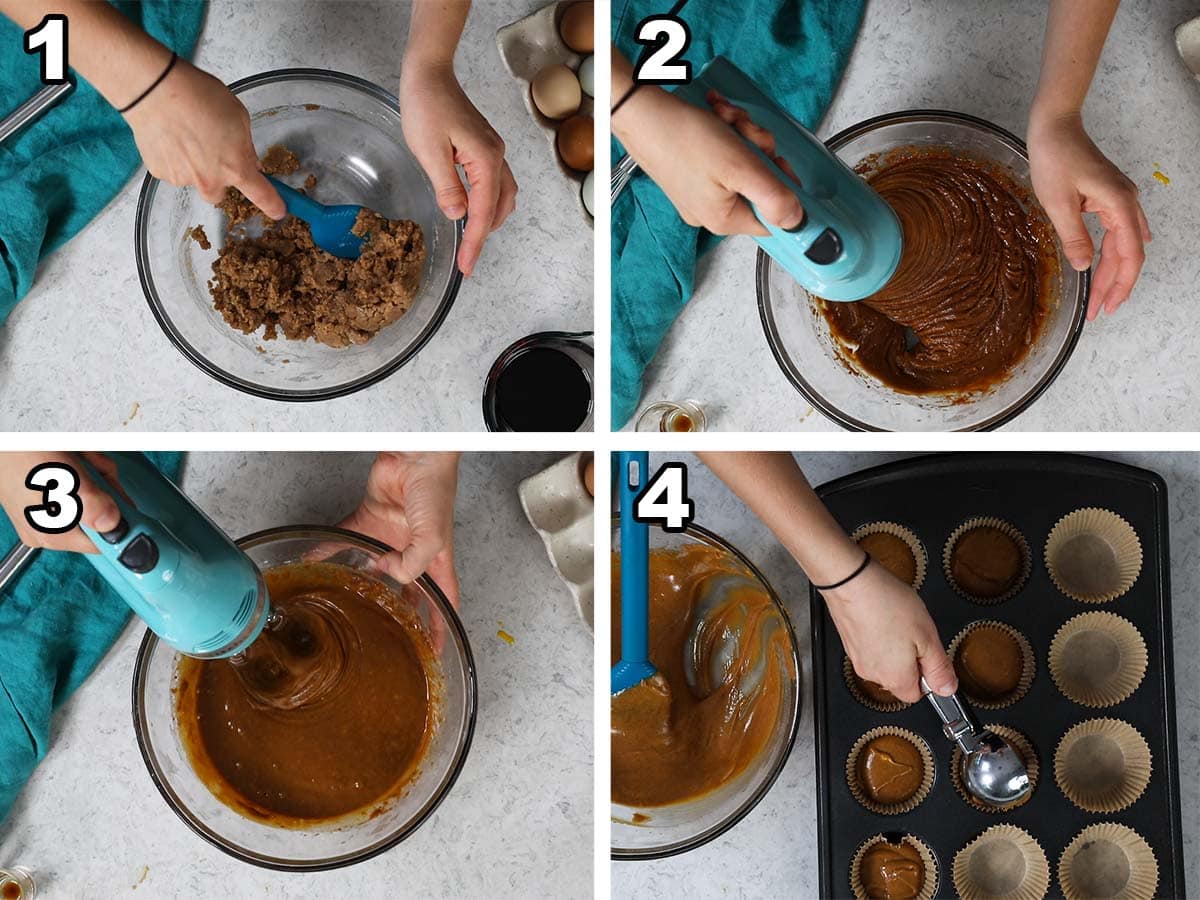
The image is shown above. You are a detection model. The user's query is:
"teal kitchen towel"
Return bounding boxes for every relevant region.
[0,452,184,825]
[0,1,205,323]
[611,0,866,428]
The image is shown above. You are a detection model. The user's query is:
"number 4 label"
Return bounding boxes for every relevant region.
[24,14,69,85]
[632,15,692,85]
[634,462,695,532]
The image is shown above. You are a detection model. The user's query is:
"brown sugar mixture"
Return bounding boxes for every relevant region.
[198,145,426,348]
[857,531,917,586]
[819,149,1060,395]
[950,526,1024,598]
[858,839,926,900]
[852,671,902,707]
[954,625,1023,702]
[610,544,794,808]
[175,561,437,825]
[854,734,925,805]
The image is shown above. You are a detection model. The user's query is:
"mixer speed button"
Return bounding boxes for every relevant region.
[118,534,160,574]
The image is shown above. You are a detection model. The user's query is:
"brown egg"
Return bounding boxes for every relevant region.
[582,456,595,496]
[556,115,594,172]
[559,2,594,53]
[531,64,582,120]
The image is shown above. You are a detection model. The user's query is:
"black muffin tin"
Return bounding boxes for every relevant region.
[810,453,1185,899]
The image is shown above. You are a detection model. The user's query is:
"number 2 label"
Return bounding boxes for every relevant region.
[632,15,692,85]
[24,14,69,85]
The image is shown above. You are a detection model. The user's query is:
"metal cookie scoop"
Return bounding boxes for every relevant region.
[920,676,1031,806]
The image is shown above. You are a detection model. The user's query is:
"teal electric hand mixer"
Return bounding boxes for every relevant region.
[673,57,903,301]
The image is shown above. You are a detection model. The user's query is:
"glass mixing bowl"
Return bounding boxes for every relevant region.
[758,110,1088,431]
[131,526,477,871]
[611,521,801,860]
[135,69,462,401]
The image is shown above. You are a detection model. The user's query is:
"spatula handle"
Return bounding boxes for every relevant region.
[617,451,650,665]
[266,175,324,224]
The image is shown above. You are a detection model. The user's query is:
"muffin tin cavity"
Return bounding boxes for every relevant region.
[947,620,1035,709]
[1048,612,1147,708]
[1044,508,1143,604]
[943,517,1031,604]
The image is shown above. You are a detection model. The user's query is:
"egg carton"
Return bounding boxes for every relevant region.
[1177,15,1200,78]
[519,452,594,630]
[497,1,593,226]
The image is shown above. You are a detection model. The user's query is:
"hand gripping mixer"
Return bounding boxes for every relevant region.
[673,57,903,301]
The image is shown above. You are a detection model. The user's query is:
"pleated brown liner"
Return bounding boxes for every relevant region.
[1048,611,1148,708]
[946,620,1036,709]
[849,831,938,900]
[843,655,911,713]
[1044,508,1142,604]
[1058,822,1158,900]
[846,726,935,816]
[1054,718,1152,813]
[943,517,1031,605]
[950,725,1038,813]
[851,521,928,590]
[952,824,1050,900]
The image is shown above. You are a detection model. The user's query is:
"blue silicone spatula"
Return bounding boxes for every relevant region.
[611,451,657,695]
[266,175,365,259]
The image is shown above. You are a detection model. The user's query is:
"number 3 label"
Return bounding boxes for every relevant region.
[634,462,695,532]
[633,15,692,85]
[24,463,83,534]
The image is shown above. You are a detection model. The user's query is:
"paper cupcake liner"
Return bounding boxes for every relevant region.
[850,832,938,900]
[852,521,928,590]
[951,725,1038,813]
[943,517,1031,605]
[1058,823,1158,900]
[1045,508,1143,604]
[843,656,911,713]
[1049,611,1148,708]
[846,726,935,816]
[947,620,1036,709]
[952,824,1049,900]
[1054,718,1152,813]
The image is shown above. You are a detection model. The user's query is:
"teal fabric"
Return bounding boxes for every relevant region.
[611,0,866,428]
[0,452,184,825]
[0,1,206,323]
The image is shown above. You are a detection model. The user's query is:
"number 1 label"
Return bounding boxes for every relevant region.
[24,14,69,85]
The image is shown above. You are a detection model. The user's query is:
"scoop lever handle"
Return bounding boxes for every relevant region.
[920,676,981,753]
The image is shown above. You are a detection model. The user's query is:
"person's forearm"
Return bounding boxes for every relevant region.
[0,0,171,108]
[697,452,864,587]
[1031,0,1120,122]
[404,0,470,74]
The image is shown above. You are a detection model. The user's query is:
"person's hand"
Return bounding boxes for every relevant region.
[123,57,285,220]
[339,452,461,607]
[613,86,804,236]
[0,452,123,554]
[821,562,957,703]
[399,63,517,277]
[1028,112,1151,321]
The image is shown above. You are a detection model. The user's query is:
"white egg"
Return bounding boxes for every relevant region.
[582,170,594,217]
[578,55,595,98]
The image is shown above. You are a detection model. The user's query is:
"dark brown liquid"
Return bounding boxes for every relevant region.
[2,881,22,900]
[176,562,437,825]
[495,347,590,431]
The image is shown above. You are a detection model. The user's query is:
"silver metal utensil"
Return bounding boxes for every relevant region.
[0,543,39,594]
[0,80,74,146]
[920,675,1031,806]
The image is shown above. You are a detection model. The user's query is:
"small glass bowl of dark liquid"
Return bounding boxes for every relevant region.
[483,331,594,432]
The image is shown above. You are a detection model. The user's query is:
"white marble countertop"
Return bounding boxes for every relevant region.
[626,0,1200,432]
[0,1,593,432]
[0,451,593,898]
[613,451,1199,899]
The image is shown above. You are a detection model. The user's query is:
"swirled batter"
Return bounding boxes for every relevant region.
[611,544,794,808]
[820,150,1060,394]
[176,562,437,825]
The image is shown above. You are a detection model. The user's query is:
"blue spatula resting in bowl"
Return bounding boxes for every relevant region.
[267,175,366,260]
[612,451,657,695]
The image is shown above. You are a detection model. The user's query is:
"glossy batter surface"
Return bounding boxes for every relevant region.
[859,840,926,900]
[855,734,924,805]
[951,526,1023,598]
[611,544,793,808]
[857,532,917,586]
[176,562,436,825]
[821,150,1059,394]
[954,625,1023,702]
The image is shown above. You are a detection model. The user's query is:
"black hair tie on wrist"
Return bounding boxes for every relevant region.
[118,51,179,114]
[811,550,872,591]
[610,82,645,118]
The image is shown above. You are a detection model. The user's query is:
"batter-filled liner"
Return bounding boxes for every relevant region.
[175,561,440,828]
[817,147,1061,398]
[849,832,938,900]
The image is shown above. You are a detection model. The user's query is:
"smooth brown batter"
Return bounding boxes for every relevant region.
[855,734,924,805]
[611,544,793,808]
[857,532,917,585]
[852,672,902,707]
[176,562,436,825]
[820,149,1059,395]
[954,625,1023,702]
[859,839,926,900]
[200,145,426,348]
[950,526,1023,598]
